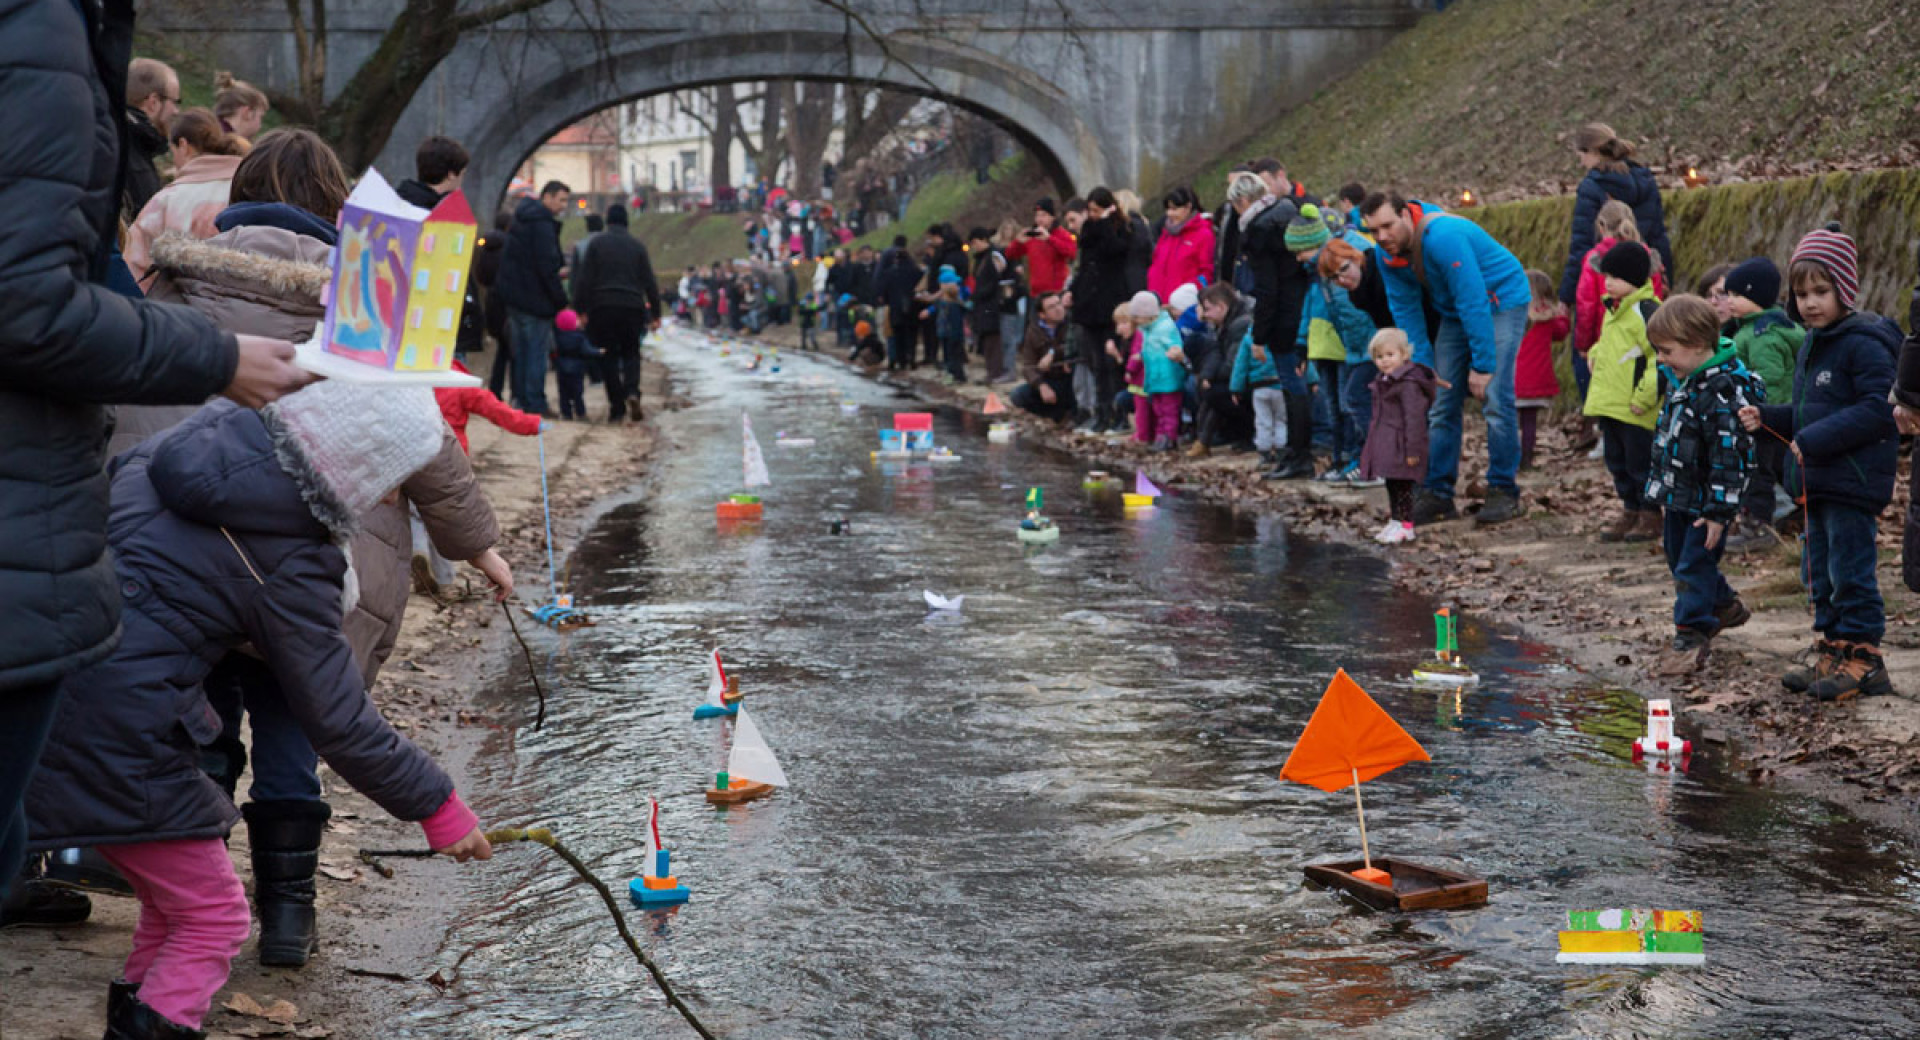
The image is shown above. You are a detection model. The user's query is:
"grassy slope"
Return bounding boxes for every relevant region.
[1175,0,1920,203]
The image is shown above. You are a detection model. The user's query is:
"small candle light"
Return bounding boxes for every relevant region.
[1458,189,1477,208]
[1684,167,1710,188]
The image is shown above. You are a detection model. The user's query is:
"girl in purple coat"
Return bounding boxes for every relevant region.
[1360,329,1437,544]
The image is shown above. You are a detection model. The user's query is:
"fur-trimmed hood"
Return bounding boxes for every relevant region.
[147,226,332,342]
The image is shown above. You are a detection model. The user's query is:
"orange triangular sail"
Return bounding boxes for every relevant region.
[1280,669,1430,792]
[983,392,1008,415]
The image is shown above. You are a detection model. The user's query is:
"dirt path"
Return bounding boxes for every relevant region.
[751,324,1920,840]
[0,357,678,1040]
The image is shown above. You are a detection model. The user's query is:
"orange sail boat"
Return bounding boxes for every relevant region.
[1281,669,1488,911]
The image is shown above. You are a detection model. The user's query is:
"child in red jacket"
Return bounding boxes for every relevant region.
[435,361,544,454]
[1516,270,1569,468]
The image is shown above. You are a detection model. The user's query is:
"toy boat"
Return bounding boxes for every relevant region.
[717,413,771,523]
[1122,473,1161,509]
[524,600,594,630]
[928,447,961,463]
[1558,909,1704,965]
[1631,698,1691,760]
[1082,470,1118,492]
[987,423,1014,443]
[840,402,861,417]
[692,649,743,720]
[776,434,815,447]
[626,798,691,909]
[1411,608,1478,684]
[1018,488,1059,543]
[1302,857,1489,912]
[715,494,763,522]
[704,708,787,806]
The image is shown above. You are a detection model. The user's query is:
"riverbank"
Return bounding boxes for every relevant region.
[747,323,1920,838]
[0,357,679,1040]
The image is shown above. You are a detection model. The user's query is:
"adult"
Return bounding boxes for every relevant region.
[124,108,248,286]
[1362,191,1532,526]
[0,0,307,914]
[1191,282,1254,455]
[477,211,512,397]
[395,135,485,361]
[876,236,923,371]
[1148,185,1215,301]
[494,180,571,416]
[1067,187,1134,432]
[571,204,662,423]
[1005,197,1077,298]
[1557,123,1673,308]
[969,226,1023,384]
[918,224,968,366]
[1117,190,1154,295]
[1011,292,1075,421]
[1212,164,1254,293]
[1250,156,1320,211]
[212,71,268,140]
[122,56,179,217]
[571,213,604,275]
[1230,171,1314,478]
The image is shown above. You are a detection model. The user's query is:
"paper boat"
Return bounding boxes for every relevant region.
[705,708,787,805]
[928,447,961,463]
[626,798,691,909]
[923,590,964,613]
[693,649,742,719]
[1123,473,1161,508]
[776,434,816,447]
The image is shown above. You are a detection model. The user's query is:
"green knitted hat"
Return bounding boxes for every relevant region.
[1284,204,1332,253]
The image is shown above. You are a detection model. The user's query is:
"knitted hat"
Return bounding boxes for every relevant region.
[1284,204,1332,253]
[1724,257,1781,310]
[1791,223,1859,309]
[1168,282,1200,316]
[1034,197,1057,217]
[854,320,872,338]
[1128,290,1161,321]
[555,308,580,332]
[263,381,443,540]
[1599,241,1652,288]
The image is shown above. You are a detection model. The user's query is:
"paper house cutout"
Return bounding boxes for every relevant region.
[321,169,476,378]
[1557,908,1704,965]
[893,412,933,432]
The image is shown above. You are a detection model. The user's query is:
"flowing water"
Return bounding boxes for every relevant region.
[404,330,1920,1039]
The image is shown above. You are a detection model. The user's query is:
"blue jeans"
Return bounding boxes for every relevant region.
[205,655,323,804]
[1662,509,1737,634]
[1425,307,1526,498]
[1342,361,1377,452]
[1000,311,1024,381]
[508,309,553,414]
[0,681,61,898]
[1805,501,1885,644]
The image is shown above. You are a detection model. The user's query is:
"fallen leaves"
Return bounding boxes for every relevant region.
[217,994,330,1037]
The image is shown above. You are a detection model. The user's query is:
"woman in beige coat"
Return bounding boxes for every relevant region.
[122,108,249,287]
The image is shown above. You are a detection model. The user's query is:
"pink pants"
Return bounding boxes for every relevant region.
[1136,391,1181,443]
[100,840,252,1029]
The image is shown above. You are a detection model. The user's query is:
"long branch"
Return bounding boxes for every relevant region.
[802,0,942,97]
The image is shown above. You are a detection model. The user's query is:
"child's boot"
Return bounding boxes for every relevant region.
[1600,507,1636,543]
[104,990,204,1039]
[1782,639,1839,693]
[1808,642,1894,702]
[243,799,331,967]
[1624,510,1662,543]
[1654,629,1711,676]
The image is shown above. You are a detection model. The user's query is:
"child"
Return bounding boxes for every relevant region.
[1585,241,1664,543]
[1574,200,1667,356]
[1643,294,1763,674]
[1133,291,1188,451]
[25,385,490,1037]
[1718,258,1804,546]
[552,308,600,421]
[1516,270,1569,468]
[798,291,821,350]
[1107,301,1143,438]
[1740,225,1902,700]
[1358,329,1435,543]
[1229,321,1288,469]
[922,271,968,384]
[852,319,886,371]
[435,360,543,453]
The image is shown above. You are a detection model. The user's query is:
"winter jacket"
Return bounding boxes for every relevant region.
[1006,225,1077,295]
[1229,328,1281,394]
[1376,201,1531,371]
[436,364,541,453]
[122,107,165,218]
[1360,362,1437,482]
[932,298,967,341]
[124,153,244,286]
[1139,313,1187,395]
[972,247,1023,316]
[1123,213,1154,295]
[1070,213,1133,326]
[1644,342,1761,522]
[1018,317,1071,385]
[1148,213,1215,301]
[1583,282,1662,429]
[1574,237,1666,353]
[1199,300,1252,388]
[494,195,568,317]
[0,0,240,690]
[1725,308,1802,406]
[845,258,879,306]
[1238,195,1309,354]
[1515,313,1569,402]
[25,402,465,848]
[877,250,922,315]
[1559,163,1674,306]
[554,327,599,376]
[1213,201,1248,293]
[1893,251,1920,592]
[1757,311,1903,512]
[571,225,662,320]
[1300,260,1379,364]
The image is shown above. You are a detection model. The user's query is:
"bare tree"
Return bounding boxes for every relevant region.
[782,81,836,197]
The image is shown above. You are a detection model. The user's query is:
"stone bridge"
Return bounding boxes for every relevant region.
[143,0,1428,212]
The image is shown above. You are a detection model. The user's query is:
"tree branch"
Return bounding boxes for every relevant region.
[451,0,554,33]
[802,0,942,97]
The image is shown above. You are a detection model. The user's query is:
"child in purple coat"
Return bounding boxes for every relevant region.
[1359,328,1437,544]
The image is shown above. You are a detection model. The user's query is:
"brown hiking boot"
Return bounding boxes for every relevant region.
[1622,510,1662,543]
[1185,439,1210,459]
[1782,639,1839,693]
[1712,598,1751,632]
[1653,629,1712,676]
[1807,642,1895,701]
[1600,508,1637,543]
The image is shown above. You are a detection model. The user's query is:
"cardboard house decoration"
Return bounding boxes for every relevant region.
[303,168,480,386]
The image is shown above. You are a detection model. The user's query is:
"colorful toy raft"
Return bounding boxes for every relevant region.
[1557,909,1704,965]
[1411,608,1478,685]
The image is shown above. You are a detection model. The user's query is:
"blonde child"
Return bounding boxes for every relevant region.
[1107,301,1146,440]
[1516,270,1568,468]
[1359,329,1436,543]
[1575,200,1667,355]
[1131,290,1187,451]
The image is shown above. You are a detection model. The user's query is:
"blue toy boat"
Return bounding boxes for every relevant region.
[692,648,743,719]
[627,799,691,909]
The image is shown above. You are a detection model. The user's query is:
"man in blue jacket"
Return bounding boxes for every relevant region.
[1362,192,1532,526]
[494,180,571,416]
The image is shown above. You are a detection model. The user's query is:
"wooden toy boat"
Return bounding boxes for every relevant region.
[703,708,786,806]
[1302,857,1489,912]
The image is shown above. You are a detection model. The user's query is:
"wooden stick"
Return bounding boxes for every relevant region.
[1353,766,1372,871]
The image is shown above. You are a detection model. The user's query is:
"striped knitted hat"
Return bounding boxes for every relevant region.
[1284,204,1333,253]
[1790,223,1859,310]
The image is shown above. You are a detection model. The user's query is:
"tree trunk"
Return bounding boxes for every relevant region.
[742,82,789,187]
[782,81,834,198]
[710,85,736,193]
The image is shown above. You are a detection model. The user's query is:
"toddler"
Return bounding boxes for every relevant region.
[1230,326,1286,468]
[552,308,600,420]
[1516,270,1569,468]
[1585,241,1663,543]
[1107,302,1142,437]
[1719,257,1803,545]
[1132,291,1188,451]
[1359,329,1435,543]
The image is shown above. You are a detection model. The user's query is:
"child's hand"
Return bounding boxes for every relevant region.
[1692,516,1725,550]
[1106,342,1122,361]
[1737,405,1762,432]
[436,826,493,863]
[1251,344,1267,363]
[469,548,514,602]
[1406,456,1419,467]
[1896,404,1920,436]
[1167,347,1187,364]
[1629,404,1646,416]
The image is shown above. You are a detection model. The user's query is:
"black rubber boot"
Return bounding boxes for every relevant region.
[108,978,138,1021]
[243,799,330,968]
[103,990,205,1039]
[1272,390,1317,478]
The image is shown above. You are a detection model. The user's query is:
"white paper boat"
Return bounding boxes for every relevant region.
[742,412,770,488]
[923,590,965,612]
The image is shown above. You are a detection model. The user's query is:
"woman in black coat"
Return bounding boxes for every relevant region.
[1068,187,1135,431]
[1557,123,1674,306]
